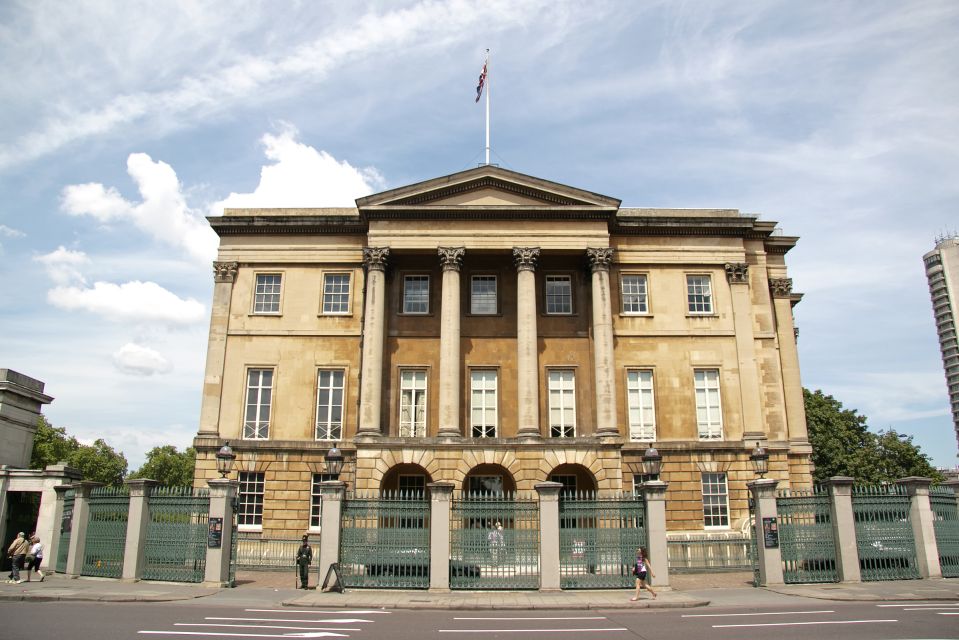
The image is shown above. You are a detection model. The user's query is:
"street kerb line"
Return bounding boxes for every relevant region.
[438,628,629,634]
[176,624,362,631]
[682,610,834,618]
[454,617,608,621]
[712,619,898,628]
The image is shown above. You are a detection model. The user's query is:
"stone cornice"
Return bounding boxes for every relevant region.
[208,214,366,236]
[362,205,616,221]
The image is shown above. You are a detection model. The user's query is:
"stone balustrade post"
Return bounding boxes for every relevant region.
[428,482,455,592]
[895,476,942,579]
[204,478,238,587]
[535,481,562,591]
[318,481,347,588]
[748,478,784,586]
[641,480,670,588]
[43,484,71,573]
[65,481,103,578]
[825,476,861,583]
[122,479,158,581]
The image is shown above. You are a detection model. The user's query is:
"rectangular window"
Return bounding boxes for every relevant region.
[545,275,573,314]
[621,274,649,314]
[315,370,345,440]
[244,369,273,440]
[626,369,656,441]
[399,370,427,437]
[322,273,351,314]
[470,275,498,315]
[548,369,576,438]
[238,471,265,528]
[310,473,338,529]
[398,475,426,498]
[702,472,730,529]
[632,475,659,494]
[253,273,282,314]
[686,275,713,314]
[470,370,498,438]
[403,275,430,314]
[694,369,723,439]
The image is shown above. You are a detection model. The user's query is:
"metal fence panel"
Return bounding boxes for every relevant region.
[931,487,959,578]
[853,485,920,581]
[56,491,75,573]
[668,534,753,572]
[339,491,431,589]
[142,487,209,583]
[559,492,645,589]
[450,492,540,590]
[235,535,302,570]
[81,486,129,578]
[777,486,839,584]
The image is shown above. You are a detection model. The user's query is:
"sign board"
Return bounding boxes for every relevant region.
[60,508,73,535]
[322,562,345,593]
[208,517,223,548]
[762,516,779,549]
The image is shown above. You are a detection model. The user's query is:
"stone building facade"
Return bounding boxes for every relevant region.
[192,166,812,536]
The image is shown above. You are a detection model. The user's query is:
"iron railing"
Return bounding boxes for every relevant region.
[668,533,753,572]
[852,484,920,581]
[56,490,75,573]
[930,486,959,578]
[559,492,646,589]
[142,487,209,583]
[777,486,839,583]
[81,486,130,578]
[236,534,304,570]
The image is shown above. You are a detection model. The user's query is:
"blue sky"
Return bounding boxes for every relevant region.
[2,0,957,471]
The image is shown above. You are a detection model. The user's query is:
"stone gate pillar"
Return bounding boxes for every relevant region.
[64,481,103,578]
[535,481,562,591]
[318,481,346,588]
[204,478,237,587]
[748,478,784,586]
[428,481,454,592]
[122,479,158,581]
[825,476,861,583]
[896,476,942,579]
[642,480,670,588]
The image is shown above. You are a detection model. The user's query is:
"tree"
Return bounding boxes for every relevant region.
[29,416,128,486]
[804,388,942,484]
[129,445,196,487]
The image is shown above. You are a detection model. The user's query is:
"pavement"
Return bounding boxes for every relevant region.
[1,569,957,609]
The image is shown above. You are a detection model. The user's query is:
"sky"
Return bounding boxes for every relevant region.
[2,0,957,472]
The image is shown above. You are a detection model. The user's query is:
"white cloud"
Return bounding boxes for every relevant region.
[34,246,90,285]
[211,124,384,214]
[61,153,218,262]
[0,224,25,238]
[112,342,173,376]
[47,280,206,325]
[822,372,952,426]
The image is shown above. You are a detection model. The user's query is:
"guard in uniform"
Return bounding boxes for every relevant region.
[296,534,313,589]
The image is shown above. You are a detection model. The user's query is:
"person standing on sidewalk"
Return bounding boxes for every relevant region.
[295,535,313,589]
[6,532,30,584]
[630,546,657,601]
[25,535,44,582]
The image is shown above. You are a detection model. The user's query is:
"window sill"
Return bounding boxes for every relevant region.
[249,313,283,317]
[686,313,717,319]
[620,313,652,318]
[238,525,263,533]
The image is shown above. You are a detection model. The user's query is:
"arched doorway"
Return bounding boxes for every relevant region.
[462,463,517,495]
[379,463,432,496]
[548,463,598,496]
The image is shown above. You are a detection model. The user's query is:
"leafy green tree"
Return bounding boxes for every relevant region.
[804,388,942,484]
[29,416,128,486]
[129,445,196,487]
[30,416,80,469]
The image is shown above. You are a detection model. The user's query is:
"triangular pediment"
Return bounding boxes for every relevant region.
[356,166,621,210]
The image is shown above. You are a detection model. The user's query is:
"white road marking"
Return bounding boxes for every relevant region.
[245,609,389,614]
[902,607,959,611]
[937,612,959,615]
[454,617,608,621]
[207,617,370,624]
[176,624,361,631]
[682,610,834,618]
[877,603,959,607]
[138,632,346,638]
[438,628,629,634]
[712,619,898,628]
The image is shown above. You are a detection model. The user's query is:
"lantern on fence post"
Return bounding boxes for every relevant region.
[750,442,769,480]
[325,446,344,480]
[216,442,236,479]
[641,446,662,480]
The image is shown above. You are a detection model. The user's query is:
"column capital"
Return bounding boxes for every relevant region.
[769,277,793,297]
[363,247,390,272]
[585,247,614,272]
[725,262,749,284]
[213,261,238,283]
[512,247,540,272]
[438,247,465,272]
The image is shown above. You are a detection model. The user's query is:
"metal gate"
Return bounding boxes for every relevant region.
[338,491,431,589]
[81,486,130,578]
[559,492,645,589]
[777,486,839,583]
[56,490,75,573]
[450,492,540,590]
[142,487,209,583]
[930,486,959,578]
[852,485,920,581]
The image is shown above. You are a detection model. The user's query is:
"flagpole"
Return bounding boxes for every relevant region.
[485,49,490,165]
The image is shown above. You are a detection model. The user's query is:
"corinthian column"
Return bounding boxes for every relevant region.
[514,247,541,440]
[438,247,465,439]
[587,248,619,438]
[769,278,808,445]
[357,247,390,438]
[725,262,764,441]
[199,261,238,434]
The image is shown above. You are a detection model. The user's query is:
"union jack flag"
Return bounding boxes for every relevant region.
[475,58,488,103]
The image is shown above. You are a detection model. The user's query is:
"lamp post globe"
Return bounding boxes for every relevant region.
[215,442,236,479]
[325,446,344,480]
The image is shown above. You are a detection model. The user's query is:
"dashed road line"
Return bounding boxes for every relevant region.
[712,619,897,628]
[682,610,835,618]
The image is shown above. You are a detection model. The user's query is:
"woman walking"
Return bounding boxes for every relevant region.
[630,546,656,601]
[25,535,43,582]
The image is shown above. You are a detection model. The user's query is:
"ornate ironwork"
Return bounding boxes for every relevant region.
[558,492,645,589]
[81,486,130,578]
[931,486,959,578]
[339,490,431,589]
[450,492,540,590]
[852,484,920,581]
[56,490,75,573]
[142,487,209,583]
[776,486,839,583]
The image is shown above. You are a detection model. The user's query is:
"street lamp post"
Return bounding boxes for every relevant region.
[215,442,236,479]
[325,446,344,480]
[750,442,769,480]
[641,446,662,480]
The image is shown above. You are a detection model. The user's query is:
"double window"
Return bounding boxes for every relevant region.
[403,275,430,314]
[626,369,656,441]
[621,274,649,314]
[315,370,344,440]
[470,370,498,438]
[253,273,282,314]
[399,370,427,437]
[701,472,730,528]
[548,369,576,438]
[238,471,265,528]
[694,369,723,439]
[545,275,572,314]
[470,275,498,315]
[686,275,713,314]
[244,369,273,440]
[322,273,351,314]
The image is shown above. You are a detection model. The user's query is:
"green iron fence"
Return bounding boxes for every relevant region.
[141,487,209,583]
[339,490,431,589]
[559,492,645,589]
[56,490,75,573]
[81,486,130,578]
[236,534,303,570]
[930,486,959,578]
[450,492,540,590]
[852,484,920,581]
[777,486,839,584]
[668,534,753,572]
